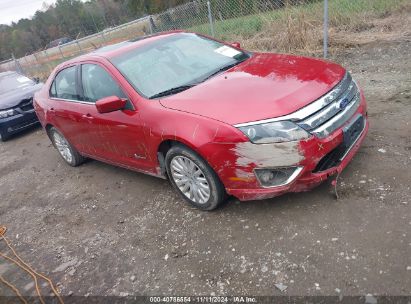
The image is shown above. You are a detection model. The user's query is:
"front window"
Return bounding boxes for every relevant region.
[81,64,126,102]
[0,73,34,94]
[111,33,249,99]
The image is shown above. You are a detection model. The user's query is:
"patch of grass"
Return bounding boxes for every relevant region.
[189,0,408,54]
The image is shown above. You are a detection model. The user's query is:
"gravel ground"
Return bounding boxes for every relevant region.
[0,37,410,298]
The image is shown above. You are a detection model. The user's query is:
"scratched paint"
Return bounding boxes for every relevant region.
[232,141,303,168]
[192,124,199,139]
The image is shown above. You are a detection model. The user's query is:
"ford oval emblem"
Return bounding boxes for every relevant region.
[339,98,350,110]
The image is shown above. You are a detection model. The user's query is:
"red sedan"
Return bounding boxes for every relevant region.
[34,31,368,210]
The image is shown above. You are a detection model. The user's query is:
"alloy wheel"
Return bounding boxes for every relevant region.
[53,132,73,164]
[170,156,211,204]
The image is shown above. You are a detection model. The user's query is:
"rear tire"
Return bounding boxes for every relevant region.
[49,127,85,167]
[165,144,226,211]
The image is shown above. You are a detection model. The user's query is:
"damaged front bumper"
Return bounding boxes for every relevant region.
[228,116,368,201]
[203,88,369,201]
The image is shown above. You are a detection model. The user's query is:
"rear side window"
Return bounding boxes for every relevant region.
[81,64,126,103]
[50,66,79,100]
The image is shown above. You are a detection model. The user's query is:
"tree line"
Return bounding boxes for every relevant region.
[0,0,190,61]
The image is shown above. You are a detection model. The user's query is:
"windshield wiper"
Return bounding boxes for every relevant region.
[149,58,248,99]
[149,84,196,99]
[200,59,248,83]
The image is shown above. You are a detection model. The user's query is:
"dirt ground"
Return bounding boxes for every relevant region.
[0,30,410,299]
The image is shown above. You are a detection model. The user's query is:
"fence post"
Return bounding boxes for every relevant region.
[11,53,24,74]
[323,0,328,58]
[43,50,49,62]
[33,53,39,65]
[207,1,215,37]
[101,30,107,46]
[148,16,154,34]
[58,45,65,58]
[76,40,83,54]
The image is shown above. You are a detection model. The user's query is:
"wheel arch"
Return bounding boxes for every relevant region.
[45,123,55,141]
[156,138,211,177]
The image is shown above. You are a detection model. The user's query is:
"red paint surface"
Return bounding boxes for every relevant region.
[160,52,345,124]
[34,31,368,201]
[95,96,127,113]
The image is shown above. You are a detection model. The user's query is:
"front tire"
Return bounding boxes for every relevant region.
[0,131,10,142]
[49,127,84,167]
[165,144,226,211]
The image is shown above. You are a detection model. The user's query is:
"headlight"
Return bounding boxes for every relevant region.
[238,121,310,143]
[0,109,16,118]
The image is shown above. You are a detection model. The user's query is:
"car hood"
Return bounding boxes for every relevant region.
[159,53,346,125]
[0,83,43,110]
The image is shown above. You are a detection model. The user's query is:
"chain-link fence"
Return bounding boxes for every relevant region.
[0,0,407,79]
[0,59,14,73]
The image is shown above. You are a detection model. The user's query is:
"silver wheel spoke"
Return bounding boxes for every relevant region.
[175,178,189,186]
[170,156,211,204]
[53,132,73,163]
[197,177,207,183]
[193,186,201,203]
[172,171,185,178]
[172,162,183,172]
[198,188,207,202]
[198,182,209,190]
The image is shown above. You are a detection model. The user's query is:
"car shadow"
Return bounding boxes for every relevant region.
[79,155,338,215]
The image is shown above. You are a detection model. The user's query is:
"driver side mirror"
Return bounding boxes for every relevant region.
[95,96,126,113]
[231,42,241,48]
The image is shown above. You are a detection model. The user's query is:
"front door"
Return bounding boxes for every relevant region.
[78,63,150,171]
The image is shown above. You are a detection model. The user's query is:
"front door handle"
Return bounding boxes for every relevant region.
[82,113,93,119]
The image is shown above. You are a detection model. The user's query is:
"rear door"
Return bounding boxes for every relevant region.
[49,65,92,152]
[77,62,150,171]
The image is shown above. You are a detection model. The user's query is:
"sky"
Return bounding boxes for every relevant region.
[0,0,57,25]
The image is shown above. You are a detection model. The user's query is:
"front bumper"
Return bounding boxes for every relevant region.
[203,90,368,201]
[0,109,39,138]
[228,117,368,201]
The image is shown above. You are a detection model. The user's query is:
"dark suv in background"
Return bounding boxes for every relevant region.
[0,71,43,141]
[46,37,73,49]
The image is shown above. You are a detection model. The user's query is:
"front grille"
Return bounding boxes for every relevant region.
[295,72,361,138]
[8,117,38,132]
[313,144,346,173]
[313,115,366,173]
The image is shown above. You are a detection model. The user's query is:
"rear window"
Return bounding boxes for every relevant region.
[50,66,79,100]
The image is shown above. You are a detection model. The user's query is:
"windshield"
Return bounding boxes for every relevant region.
[111,33,249,98]
[0,73,34,94]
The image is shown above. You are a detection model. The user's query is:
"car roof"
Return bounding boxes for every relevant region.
[59,30,185,69]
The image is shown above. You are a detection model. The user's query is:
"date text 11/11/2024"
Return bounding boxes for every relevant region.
[149,296,257,303]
